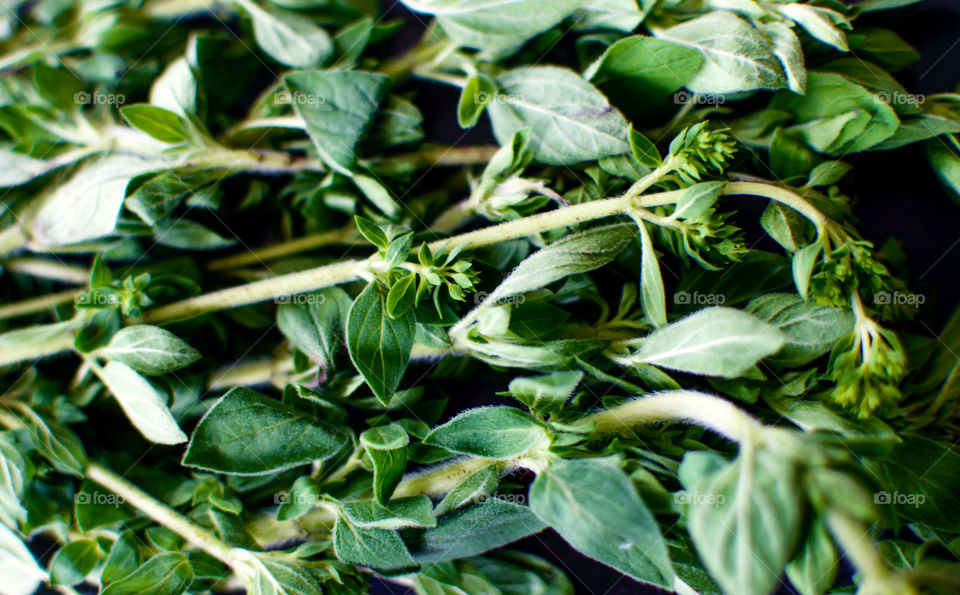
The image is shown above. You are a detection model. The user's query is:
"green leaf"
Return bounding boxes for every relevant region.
[424,407,546,459]
[679,448,801,595]
[17,407,87,476]
[360,423,408,504]
[778,4,849,51]
[347,282,416,404]
[632,307,787,378]
[488,66,631,165]
[237,0,333,68]
[276,287,352,367]
[150,58,196,116]
[97,361,188,445]
[507,370,582,418]
[927,142,960,202]
[239,553,324,595]
[385,232,413,269]
[333,513,417,571]
[284,71,389,174]
[120,105,190,144]
[629,127,662,168]
[354,215,389,248]
[637,219,667,327]
[771,72,900,154]
[75,480,135,531]
[340,496,435,529]
[746,294,853,367]
[386,273,417,319]
[529,459,674,587]
[95,325,200,375]
[585,35,703,104]
[101,552,193,595]
[670,181,725,221]
[182,387,351,475]
[792,241,822,300]
[400,0,579,53]
[785,518,837,595]
[49,540,102,585]
[761,22,807,94]
[434,464,500,516]
[0,148,49,187]
[760,201,809,252]
[458,74,496,128]
[656,12,787,93]
[0,437,27,528]
[29,155,157,247]
[478,224,633,308]
[155,218,236,250]
[409,497,546,563]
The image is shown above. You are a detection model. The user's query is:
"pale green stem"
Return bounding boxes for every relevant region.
[0,226,27,258]
[86,462,236,565]
[0,331,75,367]
[825,512,906,592]
[0,289,78,322]
[581,390,763,444]
[3,258,89,284]
[205,227,359,271]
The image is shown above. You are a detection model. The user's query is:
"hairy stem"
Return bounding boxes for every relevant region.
[2,258,89,284]
[0,289,79,321]
[86,462,236,564]
[205,227,359,271]
[581,390,763,443]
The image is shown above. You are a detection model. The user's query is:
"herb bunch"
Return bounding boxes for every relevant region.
[1,1,960,594]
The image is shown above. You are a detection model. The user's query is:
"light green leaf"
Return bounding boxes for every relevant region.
[0,149,48,187]
[786,518,837,595]
[400,0,579,53]
[360,423,408,504]
[347,282,416,404]
[679,448,801,595]
[154,218,236,250]
[96,325,200,375]
[236,0,333,68]
[638,219,667,327]
[50,539,102,585]
[341,496,435,530]
[101,552,193,595]
[284,71,389,174]
[573,0,644,33]
[760,201,809,252]
[458,74,496,128]
[0,437,27,528]
[276,287,352,367]
[632,307,786,378]
[182,387,350,474]
[149,58,196,116]
[425,406,546,459]
[778,4,849,51]
[333,513,416,571]
[792,241,822,299]
[761,22,806,94]
[434,464,500,516]
[746,294,853,367]
[410,497,546,563]
[585,36,703,104]
[120,105,190,144]
[488,66,631,165]
[508,370,583,417]
[97,361,188,445]
[927,141,960,203]
[656,12,786,93]
[530,459,674,587]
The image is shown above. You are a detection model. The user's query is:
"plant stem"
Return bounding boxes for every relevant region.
[825,512,907,592]
[3,258,89,283]
[0,289,78,321]
[205,227,359,271]
[724,181,829,230]
[142,259,364,323]
[0,226,27,258]
[86,462,236,565]
[0,330,75,367]
[581,391,763,443]
[428,198,476,234]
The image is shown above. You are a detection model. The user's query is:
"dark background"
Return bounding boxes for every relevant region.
[369,1,960,594]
